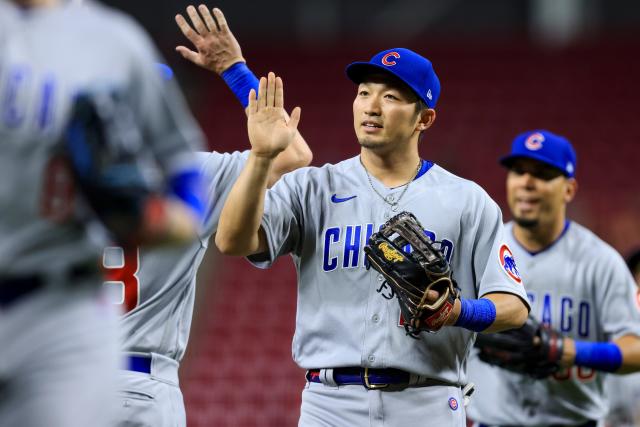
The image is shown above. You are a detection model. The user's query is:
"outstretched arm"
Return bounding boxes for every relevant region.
[175,5,311,185]
[215,73,301,256]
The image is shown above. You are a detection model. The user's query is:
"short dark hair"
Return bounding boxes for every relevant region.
[414,99,427,115]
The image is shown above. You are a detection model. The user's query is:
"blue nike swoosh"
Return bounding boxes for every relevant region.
[331,194,357,203]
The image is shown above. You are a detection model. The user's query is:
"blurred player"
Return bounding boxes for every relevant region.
[466,130,640,427]
[111,6,311,427]
[0,0,206,426]
[215,47,531,425]
[605,248,640,427]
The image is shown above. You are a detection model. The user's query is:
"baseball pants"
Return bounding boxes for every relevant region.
[0,284,119,427]
[299,379,467,426]
[115,352,185,427]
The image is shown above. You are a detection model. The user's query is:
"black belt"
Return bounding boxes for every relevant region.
[306,367,453,391]
[0,263,98,308]
[478,421,597,427]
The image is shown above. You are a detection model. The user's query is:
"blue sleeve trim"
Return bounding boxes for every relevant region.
[574,341,622,372]
[168,168,206,221]
[454,298,496,332]
[221,62,260,108]
[155,63,174,81]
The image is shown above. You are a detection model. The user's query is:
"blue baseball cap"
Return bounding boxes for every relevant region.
[346,48,441,109]
[500,130,577,178]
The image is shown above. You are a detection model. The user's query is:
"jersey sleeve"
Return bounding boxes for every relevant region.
[471,192,530,308]
[592,246,640,340]
[195,150,250,242]
[122,17,205,175]
[247,169,305,269]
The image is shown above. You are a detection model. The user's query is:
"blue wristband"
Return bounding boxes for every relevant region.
[168,168,205,222]
[454,298,496,332]
[574,341,622,372]
[221,62,259,108]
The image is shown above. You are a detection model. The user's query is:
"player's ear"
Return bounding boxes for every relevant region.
[564,178,578,203]
[416,108,436,132]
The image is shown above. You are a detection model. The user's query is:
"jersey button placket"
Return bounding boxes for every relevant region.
[363,256,386,368]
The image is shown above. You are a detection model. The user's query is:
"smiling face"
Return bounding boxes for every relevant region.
[352,73,433,153]
[506,158,577,229]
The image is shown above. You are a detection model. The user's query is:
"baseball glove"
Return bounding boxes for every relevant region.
[475,316,565,379]
[62,90,152,244]
[364,211,460,337]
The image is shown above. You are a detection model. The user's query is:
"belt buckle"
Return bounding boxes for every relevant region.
[363,367,389,390]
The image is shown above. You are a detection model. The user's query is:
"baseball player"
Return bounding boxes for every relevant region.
[466,130,640,427]
[215,48,532,426]
[605,249,640,427]
[0,1,206,426]
[111,6,311,426]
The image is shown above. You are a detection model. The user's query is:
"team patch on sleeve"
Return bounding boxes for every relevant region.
[499,244,522,284]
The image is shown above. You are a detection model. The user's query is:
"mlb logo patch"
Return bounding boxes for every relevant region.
[499,244,522,284]
[566,161,575,175]
[448,397,458,411]
[524,132,545,151]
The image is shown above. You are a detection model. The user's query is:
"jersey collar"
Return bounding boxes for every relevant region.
[512,219,571,256]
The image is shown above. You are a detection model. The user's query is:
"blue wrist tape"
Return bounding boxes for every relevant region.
[574,341,622,372]
[221,62,259,108]
[168,168,205,221]
[454,298,496,332]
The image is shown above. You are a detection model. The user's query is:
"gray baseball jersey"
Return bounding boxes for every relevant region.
[0,0,204,279]
[108,150,249,361]
[605,371,640,426]
[112,151,248,427]
[250,155,529,384]
[466,221,640,426]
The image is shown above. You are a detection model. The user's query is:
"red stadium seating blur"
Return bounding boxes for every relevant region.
[183,41,639,426]
[182,255,304,427]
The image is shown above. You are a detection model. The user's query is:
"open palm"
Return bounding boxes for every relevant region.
[175,6,244,75]
[247,72,301,158]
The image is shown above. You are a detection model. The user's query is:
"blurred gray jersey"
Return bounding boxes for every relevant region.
[467,221,640,425]
[250,155,529,384]
[107,151,248,361]
[605,371,640,426]
[0,0,203,277]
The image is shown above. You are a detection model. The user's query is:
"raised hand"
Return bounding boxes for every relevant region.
[247,72,301,159]
[175,5,244,74]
